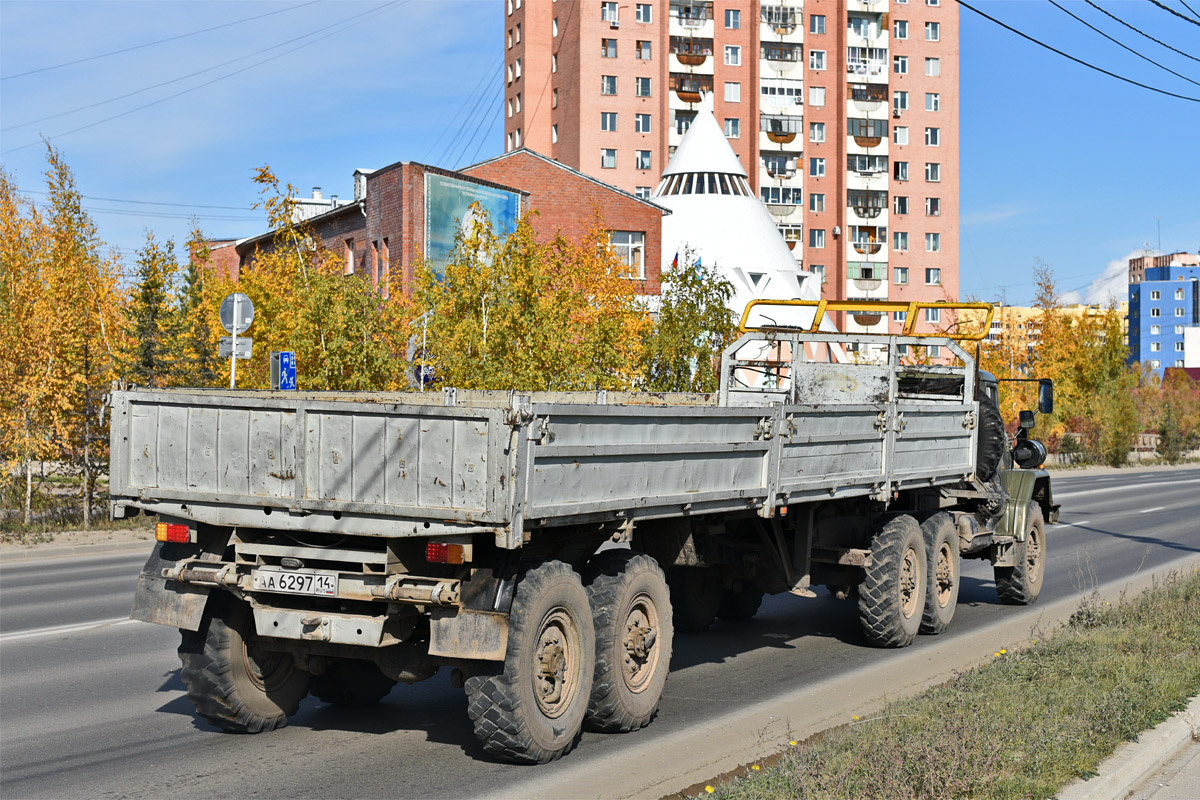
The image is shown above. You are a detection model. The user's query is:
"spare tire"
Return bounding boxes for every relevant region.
[975,392,1005,482]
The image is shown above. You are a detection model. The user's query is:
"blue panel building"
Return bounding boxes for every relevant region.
[1128,262,1200,376]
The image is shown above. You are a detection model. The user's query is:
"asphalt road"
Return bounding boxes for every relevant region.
[2,467,1199,800]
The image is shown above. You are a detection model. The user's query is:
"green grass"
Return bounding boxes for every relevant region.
[693,570,1200,800]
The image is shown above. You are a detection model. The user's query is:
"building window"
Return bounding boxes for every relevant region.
[926,268,942,286]
[610,231,646,279]
[810,193,825,212]
[637,40,652,59]
[894,56,908,74]
[507,99,513,118]
[1175,288,1185,299]
[810,121,826,142]
[894,90,909,112]
[1176,341,1186,351]
[810,265,827,283]
[508,29,513,49]
[926,21,940,41]
[506,64,513,84]
[925,126,940,146]
[925,197,941,216]
[635,149,652,169]
[925,234,941,253]
[894,161,909,181]
[1151,307,1161,317]
[894,231,909,251]
[602,38,617,57]
[1176,307,1186,317]
[1178,325,1186,334]
[895,267,909,284]
[894,19,908,39]
[925,57,941,76]
[515,23,521,42]
[506,132,513,151]
[925,162,941,182]
[725,81,741,102]
[810,50,826,70]
[514,58,522,79]
[602,2,618,21]
[1151,325,1161,334]
[675,110,696,134]
[601,111,618,131]
[927,344,941,357]
[894,196,909,214]
[635,113,651,133]
[552,54,557,72]
[810,229,826,248]
[894,126,909,145]
[926,307,941,323]
[809,157,826,177]
[811,14,826,34]
[601,75,617,94]
[1151,360,1161,368]
[635,77,652,97]
[1151,341,1162,352]
[552,88,558,107]
[927,0,940,5]
[636,3,652,23]
[551,124,558,143]
[1150,290,1161,299]
[724,118,740,138]
[810,86,826,106]
[725,9,740,28]
[553,18,559,36]
[513,128,521,148]
[926,92,940,111]
[761,186,801,205]
[724,45,741,66]
[635,186,652,198]
[601,148,617,169]
[514,93,521,112]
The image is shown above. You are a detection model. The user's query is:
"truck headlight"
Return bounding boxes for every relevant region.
[1012,439,1047,469]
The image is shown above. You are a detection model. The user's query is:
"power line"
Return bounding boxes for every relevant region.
[421,53,502,163]
[1047,0,1200,88]
[460,85,506,168]
[16,187,253,210]
[1084,0,1200,64]
[955,0,1200,102]
[1,1,322,81]
[1181,1,1200,22]
[450,67,505,168]
[1,1,407,156]
[440,62,504,167]
[1145,0,1200,27]
[4,3,390,133]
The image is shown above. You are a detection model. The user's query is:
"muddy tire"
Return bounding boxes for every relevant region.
[584,551,673,733]
[996,504,1046,605]
[717,582,764,621]
[178,596,310,733]
[976,393,1006,482]
[666,566,721,632]
[858,515,927,648]
[310,659,397,707]
[920,513,960,635]
[464,561,595,764]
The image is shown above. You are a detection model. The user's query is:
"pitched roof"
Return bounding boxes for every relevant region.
[661,94,747,178]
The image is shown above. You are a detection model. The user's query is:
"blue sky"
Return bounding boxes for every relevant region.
[1,0,1197,305]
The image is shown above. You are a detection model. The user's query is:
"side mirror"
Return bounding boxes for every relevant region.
[1019,410,1036,430]
[1038,379,1054,415]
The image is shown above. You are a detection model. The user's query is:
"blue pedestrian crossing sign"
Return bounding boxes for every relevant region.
[270,351,297,391]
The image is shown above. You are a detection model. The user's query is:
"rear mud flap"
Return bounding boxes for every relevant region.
[129,541,212,631]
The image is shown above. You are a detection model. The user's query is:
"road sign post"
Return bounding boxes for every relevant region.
[270,351,297,391]
[219,292,255,389]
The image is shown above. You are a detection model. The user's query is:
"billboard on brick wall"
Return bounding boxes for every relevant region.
[424,174,520,276]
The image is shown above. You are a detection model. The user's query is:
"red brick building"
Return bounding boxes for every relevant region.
[213,152,668,296]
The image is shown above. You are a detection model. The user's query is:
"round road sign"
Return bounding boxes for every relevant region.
[220,292,255,335]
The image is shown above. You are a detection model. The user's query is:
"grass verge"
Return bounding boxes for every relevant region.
[690,569,1200,800]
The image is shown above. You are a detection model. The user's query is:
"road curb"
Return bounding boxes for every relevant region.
[0,540,152,563]
[1056,694,1200,800]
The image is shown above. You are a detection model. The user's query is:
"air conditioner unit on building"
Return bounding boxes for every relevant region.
[833,225,842,236]
[893,109,901,118]
[610,20,619,29]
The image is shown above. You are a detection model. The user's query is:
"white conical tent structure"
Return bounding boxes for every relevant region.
[653,95,826,331]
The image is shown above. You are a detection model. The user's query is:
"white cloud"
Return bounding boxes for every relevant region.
[1060,247,1159,306]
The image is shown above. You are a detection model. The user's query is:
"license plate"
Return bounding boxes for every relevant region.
[252,568,338,597]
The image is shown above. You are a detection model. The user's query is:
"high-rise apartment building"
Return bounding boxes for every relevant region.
[504,0,958,330]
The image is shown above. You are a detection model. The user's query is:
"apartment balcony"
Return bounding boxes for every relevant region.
[670,0,714,35]
[764,160,799,179]
[847,0,888,12]
[850,82,887,113]
[853,241,883,255]
[848,118,887,150]
[761,80,804,112]
[669,73,713,104]
[847,14,888,48]
[848,189,888,221]
[670,36,712,67]
[847,262,888,297]
[760,5,800,36]
[761,42,803,73]
[760,114,802,145]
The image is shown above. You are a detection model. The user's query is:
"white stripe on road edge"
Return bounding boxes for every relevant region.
[1138,506,1167,514]
[1055,478,1200,499]
[0,617,135,643]
[1056,520,1091,529]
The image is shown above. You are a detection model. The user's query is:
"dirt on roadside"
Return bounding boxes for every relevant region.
[0,525,155,558]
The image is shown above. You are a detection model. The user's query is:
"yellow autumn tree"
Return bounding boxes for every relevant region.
[399,208,650,391]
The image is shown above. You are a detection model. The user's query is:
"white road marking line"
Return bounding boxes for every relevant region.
[1055,478,1200,499]
[1139,506,1167,514]
[1056,520,1091,529]
[0,617,135,643]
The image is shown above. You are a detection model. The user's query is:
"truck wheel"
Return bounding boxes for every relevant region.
[858,515,927,648]
[310,659,397,707]
[920,513,959,635]
[584,551,673,733]
[976,394,1006,482]
[996,505,1046,605]
[464,560,595,764]
[178,596,310,733]
[666,566,721,632]
[717,582,764,621]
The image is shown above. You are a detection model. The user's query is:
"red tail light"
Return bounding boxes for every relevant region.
[426,542,466,565]
[155,522,192,543]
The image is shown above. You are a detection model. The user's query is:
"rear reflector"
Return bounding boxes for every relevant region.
[155,522,192,543]
[426,542,466,565]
